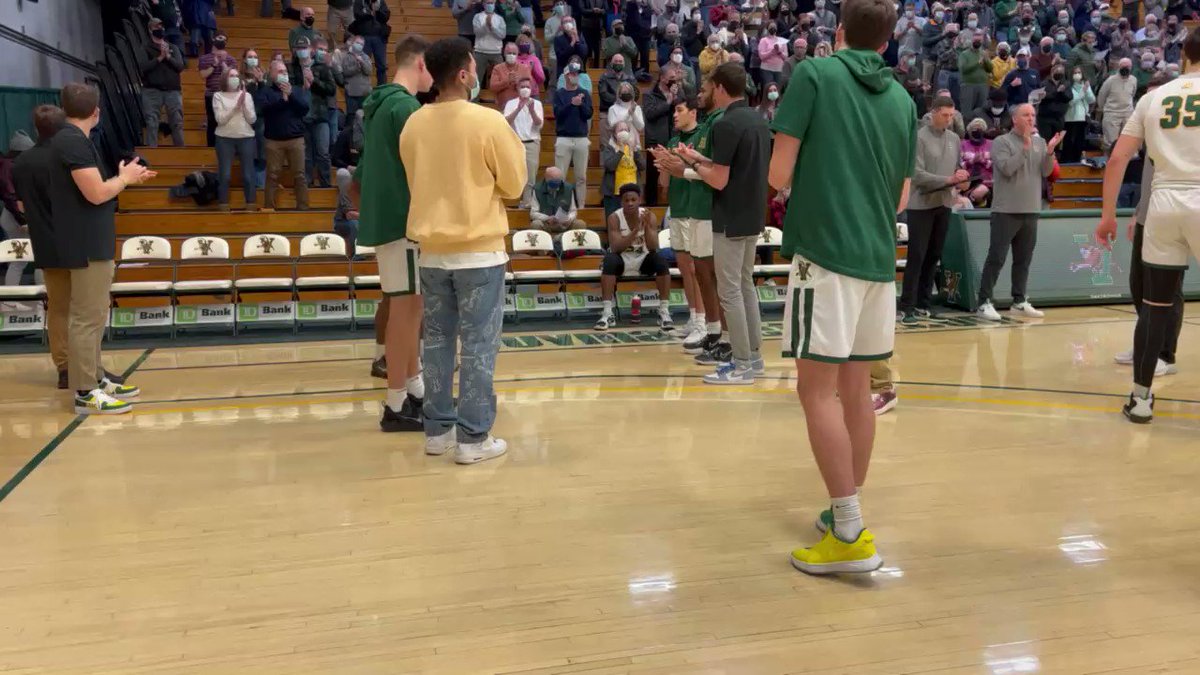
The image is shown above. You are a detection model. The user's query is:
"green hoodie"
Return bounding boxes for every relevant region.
[771,49,916,284]
[354,83,420,247]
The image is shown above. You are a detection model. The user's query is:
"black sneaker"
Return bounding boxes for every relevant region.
[380,400,423,433]
[370,356,387,379]
[694,341,732,365]
[686,332,720,356]
[1122,392,1154,424]
[900,311,920,326]
[914,307,950,323]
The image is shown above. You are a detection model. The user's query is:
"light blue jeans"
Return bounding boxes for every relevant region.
[304,117,331,187]
[420,264,507,443]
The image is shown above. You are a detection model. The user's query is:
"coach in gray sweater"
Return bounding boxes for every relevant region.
[902,96,965,321]
[976,103,1063,320]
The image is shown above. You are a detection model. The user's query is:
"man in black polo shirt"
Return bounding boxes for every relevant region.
[675,62,770,385]
[51,83,154,414]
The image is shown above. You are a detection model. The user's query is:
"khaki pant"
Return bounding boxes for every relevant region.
[265,137,308,210]
[327,5,353,41]
[43,268,72,372]
[870,358,894,394]
[1101,112,1130,152]
[521,139,540,206]
[67,260,115,392]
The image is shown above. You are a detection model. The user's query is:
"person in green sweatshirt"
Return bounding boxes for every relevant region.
[957,35,993,117]
[289,7,320,50]
[353,35,433,434]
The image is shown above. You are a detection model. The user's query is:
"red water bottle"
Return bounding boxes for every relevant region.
[630,295,641,324]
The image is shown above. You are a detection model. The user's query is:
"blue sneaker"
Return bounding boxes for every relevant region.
[703,361,755,385]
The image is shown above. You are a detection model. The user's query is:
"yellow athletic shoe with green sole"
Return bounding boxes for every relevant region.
[791,527,883,575]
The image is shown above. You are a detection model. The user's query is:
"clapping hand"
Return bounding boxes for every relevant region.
[1047,130,1066,152]
[571,93,584,105]
[674,143,704,164]
[280,80,293,96]
[118,158,157,186]
[950,168,970,184]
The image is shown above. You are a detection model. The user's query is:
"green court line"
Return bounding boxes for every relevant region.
[0,348,154,506]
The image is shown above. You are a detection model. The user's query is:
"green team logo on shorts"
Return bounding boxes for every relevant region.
[794,261,812,281]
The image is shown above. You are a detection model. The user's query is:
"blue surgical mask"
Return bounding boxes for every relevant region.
[547,179,563,189]
[767,90,779,101]
[297,48,310,59]
[470,78,480,100]
[351,42,364,53]
[276,73,289,85]
[245,57,259,67]
[315,49,326,63]
[485,2,495,10]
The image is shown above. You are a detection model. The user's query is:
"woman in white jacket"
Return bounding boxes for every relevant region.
[212,68,259,210]
[605,80,644,144]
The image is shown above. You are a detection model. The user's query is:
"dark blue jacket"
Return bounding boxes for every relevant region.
[552,87,593,137]
[1001,66,1040,105]
[554,33,590,72]
[255,84,311,140]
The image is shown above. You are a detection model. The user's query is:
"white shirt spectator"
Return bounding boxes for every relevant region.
[473,12,506,55]
[503,96,544,141]
[212,91,257,138]
[606,99,645,136]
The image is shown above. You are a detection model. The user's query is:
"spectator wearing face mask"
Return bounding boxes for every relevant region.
[1001,47,1040,104]
[603,19,640,66]
[961,118,994,207]
[290,7,320,49]
[212,69,259,211]
[350,0,391,85]
[894,49,928,118]
[241,49,268,187]
[502,77,543,208]
[553,17,589,81]
[1007,7,1042,45]
[958,34,992,116]
[920,4,952,84]
[960,12,989,47]
[757,22,789,88]
[810,0,836,32]
[894,2,925,58]
[1108,18,1135,61]
[199,32,238,147]
[499,0,525,43]
[1050,29,1073,59]
[489,42,534,108]
[779,38,807,91]
[608,81,645,140]
[544,2,569,70]
[150,0,188,64]
[757,81,780,122]
[699,33,730,78]
[642,69,680,205]
[666,48,697,91]
[969,88,1013,139]
[1061,66,1095,163]
[553,66,594,201]
[336,36,374,122]
[683,9,711,65]
[291,37,337,188]
[1031,37,1058,80]
[332,117,363,258]
[658,23,684,70]
[556,56,594,91]
[452,0,480,46]
[1135,13,1161,45]
[255,59,310,210]
[990,41,1015,88]
[601,120,645,216]
[1067,30,1099,88]
[1163,16,1187,64]
[1036,64,1071,145]
[1047,8,1075,44]
[141,18,186,148]
[529,166,585,238]
[599,54,639,142]
[933,25,962,103]
[473,2,507,88]
[1096,56,1137,151]
[1134,50,1158,96]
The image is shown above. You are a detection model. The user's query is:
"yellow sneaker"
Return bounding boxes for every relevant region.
[791,527,883,575]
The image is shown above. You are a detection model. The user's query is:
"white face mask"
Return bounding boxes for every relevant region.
[767,90,779,101]
[617,130,632,144]
[505,53,517,64]
[671,53,683,63]
[518,87,532,97]
[1073,72,1083,81]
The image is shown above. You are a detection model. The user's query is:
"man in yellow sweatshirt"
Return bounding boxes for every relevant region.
[401,37,527,466]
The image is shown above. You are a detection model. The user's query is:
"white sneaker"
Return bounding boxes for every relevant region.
[1010,301,1045,318]
[682,326,708,352]
[101,377,139,400]
[74,389,133,415]
[455,435,508,465]
[658,308,674,331]
[1114,349,1134,365]
[1156,359,1178,377]
[670,317,696,338]
[594,311,615,331]
[425,428,457,456]
[976,301,1002,321]
[1123,392,1154,424]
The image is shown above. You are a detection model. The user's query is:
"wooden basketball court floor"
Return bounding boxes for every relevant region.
[2,305,1200,674]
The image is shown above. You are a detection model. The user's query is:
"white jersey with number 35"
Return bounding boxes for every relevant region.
[1122,73,1200,190]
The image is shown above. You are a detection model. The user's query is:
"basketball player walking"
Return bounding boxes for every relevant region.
[768,0,916,573]
[1096,32,1200,424]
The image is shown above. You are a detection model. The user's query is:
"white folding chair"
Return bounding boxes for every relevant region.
[173,236,234,294]
[560,229,604,281]
[111,236,175,295]
[0,239,45,302]
[234,234,295,291]
[294,233,351,290]
[755,226,790,277]
[510,229,564,283]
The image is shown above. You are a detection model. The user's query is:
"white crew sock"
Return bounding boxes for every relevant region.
[386,388,407,412]
[374,344,385,359]
[695,312,705,327]
[689,308,698,322]
[1133,383,1151,399]
[407,372,425,399]
[720,331,729,344]
[831,494,865,542]
[602,300,614,314]
[706,321,721,335]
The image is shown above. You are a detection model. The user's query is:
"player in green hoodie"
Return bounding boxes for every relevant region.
[354,34,433,433]
[768,0,916,575]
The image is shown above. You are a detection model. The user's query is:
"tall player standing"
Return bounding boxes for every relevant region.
[768,0,916,574]
[354,35,434,433]
[1096,32,1200,424]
